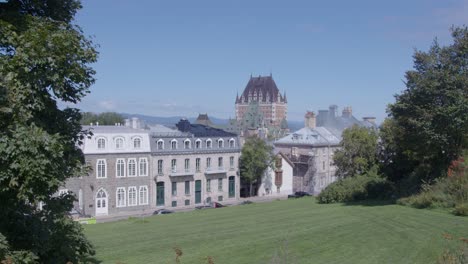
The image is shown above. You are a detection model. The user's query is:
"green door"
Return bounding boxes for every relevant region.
[156,182,165,206]
[195,180,201,204]
[229,176,235,198]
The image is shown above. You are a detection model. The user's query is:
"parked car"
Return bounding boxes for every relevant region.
[153,209,174,215]
[288,191,312,199]
[195,202,226,209]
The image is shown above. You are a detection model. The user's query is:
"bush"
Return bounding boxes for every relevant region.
[453,203,468,216]
[397,153,468,216]
[317,168,395,204]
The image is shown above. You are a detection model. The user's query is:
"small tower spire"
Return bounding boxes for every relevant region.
[283,91,287,103]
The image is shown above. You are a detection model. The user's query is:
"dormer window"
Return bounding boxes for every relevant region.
[184,139,191,149]
[229,138,235,148]
[157,140,164,150]
[97,138,106,149]
[195,139,201,149]
[115,138,124,149]
[171,139,177,150]
[133,138,141,149]
[206,139,212,149]
[217,139,224,148]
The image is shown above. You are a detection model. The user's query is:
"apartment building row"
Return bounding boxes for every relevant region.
[64,118,241,217]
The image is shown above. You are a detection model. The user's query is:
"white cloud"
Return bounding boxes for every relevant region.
[98,100,116,111]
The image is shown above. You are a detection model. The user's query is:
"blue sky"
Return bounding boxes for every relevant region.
[72,0,468,122]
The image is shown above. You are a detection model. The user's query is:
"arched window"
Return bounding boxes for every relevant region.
[96,159,106,178]
[157,139,164,150]
[116,187,126,207]
[116,159,125,177]
[218,139,224,148]
[229,138,235,148]
[184,139,191,149]
[133,138,141,149]
[97,138,106,149]
[139,186,148,205]
[96,188,107,209]
[139,158,148,176]
[128,159,137,177]
[128,187,137,206]
[171,139,177,150]
[206,139,212,149]
[115,137,124,149]
[195,139,201,149]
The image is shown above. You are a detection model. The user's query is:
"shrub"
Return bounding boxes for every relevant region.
[453,203,468,216]
[397,152,468,216]
[317,168,395,204]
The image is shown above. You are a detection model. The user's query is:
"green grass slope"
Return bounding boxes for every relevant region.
[85,198,468,264]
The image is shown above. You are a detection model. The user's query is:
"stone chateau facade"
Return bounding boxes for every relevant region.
[63,118,240,217]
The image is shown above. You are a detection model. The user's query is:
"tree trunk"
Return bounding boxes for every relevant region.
[250,182,253,197]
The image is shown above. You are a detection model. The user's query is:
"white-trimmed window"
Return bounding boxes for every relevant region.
[184,158,190,172]
[115,137,124,149]
[116,159,125,177]
[157,160,163,175]
[157,139,164,150]
[206,139,212,148]
[58,189,68,196]
[128,186,137,206]
[139,158,148,176]
[218,157,223,169]
[128,158,137,177]
[116,187,126,207]
[171,139,177,150]
[184,139,191,149]
[195,139,201,149]
[196,158,201,172]
[78,189,83,210]
[206,157,211,169]
[171,159,177,172]
[230,156,234,169]
[133,138,141,149]
[139,186,148,205]
[97,138,106,149]
[218,139,224,148]
[229,138,235,148]
[96,159,107,178]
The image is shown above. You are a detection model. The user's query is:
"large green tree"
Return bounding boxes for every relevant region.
[0,0,97,262]
[334,125,379,178]
[239,137,274,197]
[387,26,468,184]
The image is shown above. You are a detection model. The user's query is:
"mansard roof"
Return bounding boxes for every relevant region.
[176,119,237,138]
[274,126,340,147]
[237,75,286,104]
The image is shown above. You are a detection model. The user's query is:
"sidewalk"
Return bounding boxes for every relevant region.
[86,194,289,223]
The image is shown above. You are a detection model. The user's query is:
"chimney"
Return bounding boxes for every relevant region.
[124,119,131,127]
[131,117,139,129]
[342,106,352,118]
[304,111,316,129]
[363,117,376,125]
[329,105,337,118]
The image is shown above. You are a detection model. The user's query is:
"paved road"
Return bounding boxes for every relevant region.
[88,194,289,223]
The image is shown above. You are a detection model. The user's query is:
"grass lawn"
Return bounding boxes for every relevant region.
[85,198,468,264]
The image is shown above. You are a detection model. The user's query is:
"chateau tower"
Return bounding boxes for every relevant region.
[235,75,288,127]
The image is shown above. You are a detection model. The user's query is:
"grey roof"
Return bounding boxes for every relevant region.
[149,124,180,133]
[274,126,340,147]
[82,125,148,134]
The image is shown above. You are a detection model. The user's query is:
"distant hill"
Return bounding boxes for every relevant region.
[120,113,303,131]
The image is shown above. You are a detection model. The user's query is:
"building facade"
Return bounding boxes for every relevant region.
[150,119,241,208]
[274,112,340,195]
[64,118,241,218]
[64,124,153,217]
